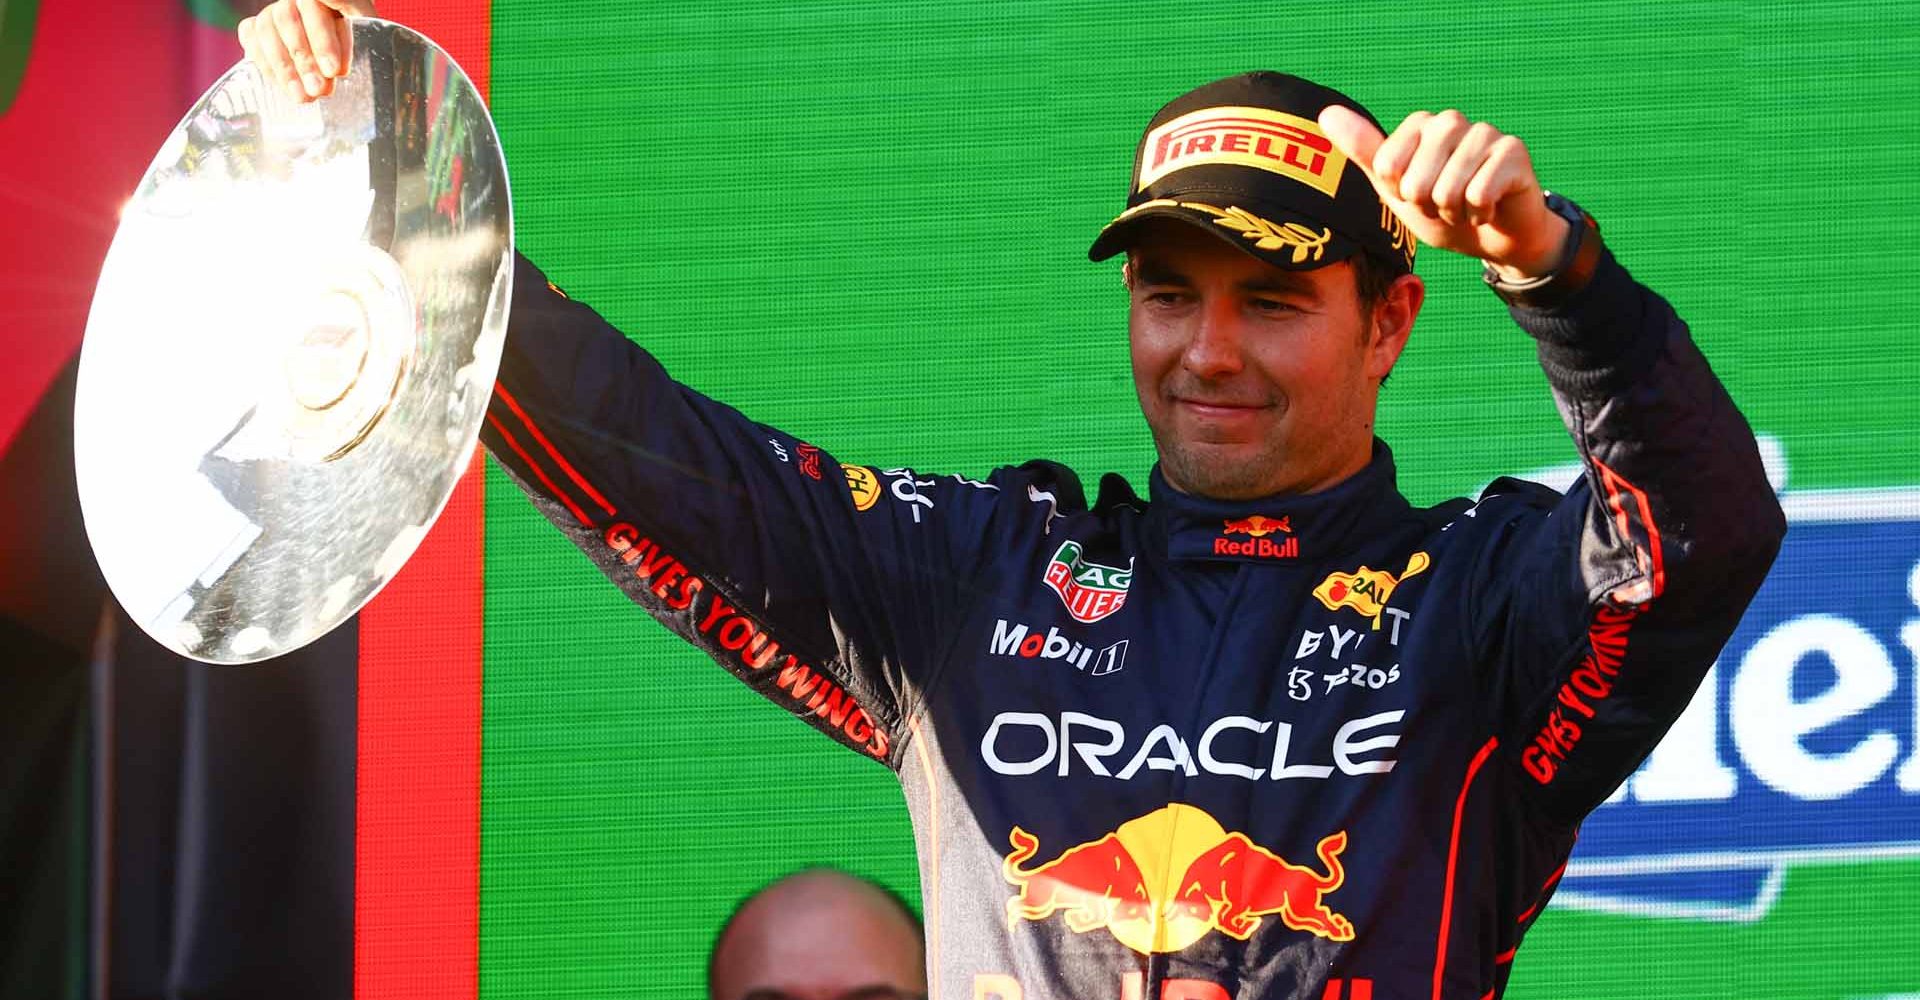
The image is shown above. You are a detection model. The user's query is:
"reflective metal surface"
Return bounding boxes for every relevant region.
[75,19,512,664]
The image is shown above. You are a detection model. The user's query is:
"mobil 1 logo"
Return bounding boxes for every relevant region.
[990,619,1127,676]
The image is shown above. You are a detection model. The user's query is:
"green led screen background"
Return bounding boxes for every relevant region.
[479,2,1919,996]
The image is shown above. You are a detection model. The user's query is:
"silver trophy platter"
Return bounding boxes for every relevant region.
[74,18,512,664]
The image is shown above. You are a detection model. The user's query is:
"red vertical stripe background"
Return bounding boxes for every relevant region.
[354,2,490,999]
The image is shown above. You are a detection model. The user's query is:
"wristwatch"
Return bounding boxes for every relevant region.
[1482,193,1602,310]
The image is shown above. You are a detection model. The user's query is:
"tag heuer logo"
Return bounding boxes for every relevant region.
[1042,540,1134,623]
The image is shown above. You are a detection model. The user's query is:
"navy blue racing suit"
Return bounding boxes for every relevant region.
[478,238,1783,999]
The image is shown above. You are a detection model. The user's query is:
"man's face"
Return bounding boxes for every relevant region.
[1126,218,1418,499]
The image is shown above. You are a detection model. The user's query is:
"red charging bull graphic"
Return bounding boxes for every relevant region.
[1223,515,1290,538]
[1003,804,1354,955]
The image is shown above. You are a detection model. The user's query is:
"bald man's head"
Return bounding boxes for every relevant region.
[709,869,926,1000]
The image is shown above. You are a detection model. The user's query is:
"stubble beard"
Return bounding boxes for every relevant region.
[1151,423,1293,501]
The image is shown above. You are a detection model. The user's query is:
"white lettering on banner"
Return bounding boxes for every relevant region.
[1560,504,1920,922]
[1611,562,1920,805]
[1732,614,1899,801]
[1623,663,1735,802]
[981,710,1404,780]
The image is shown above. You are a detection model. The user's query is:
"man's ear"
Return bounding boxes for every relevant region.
[1368,273,1424,381]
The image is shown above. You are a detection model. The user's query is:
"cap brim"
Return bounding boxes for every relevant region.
[1087,200,1363,271]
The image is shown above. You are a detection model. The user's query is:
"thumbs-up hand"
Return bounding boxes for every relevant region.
[1318,106,1570,281]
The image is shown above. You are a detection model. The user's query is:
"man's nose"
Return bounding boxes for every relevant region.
[1181,299,1244,378]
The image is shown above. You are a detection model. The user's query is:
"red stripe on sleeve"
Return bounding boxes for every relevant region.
[495,385,618,516]
[486,411,593,526]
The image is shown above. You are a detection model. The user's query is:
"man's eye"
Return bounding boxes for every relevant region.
[1144,290,1187,305]
[1251,298,1298,314]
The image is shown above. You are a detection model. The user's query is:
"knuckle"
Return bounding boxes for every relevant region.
[1466,121,1500,143]
[1424,110,1468,138]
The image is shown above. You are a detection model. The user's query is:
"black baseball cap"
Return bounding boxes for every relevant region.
[1088,71,1416,274]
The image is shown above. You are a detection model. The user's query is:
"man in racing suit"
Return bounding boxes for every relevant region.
[240,13,1783,997]
[476,75,1783,1000]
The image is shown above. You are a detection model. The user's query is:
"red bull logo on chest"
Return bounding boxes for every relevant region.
[1003,803,1354,955]
[1043,539,1134,624]
[1218,514,1299,560]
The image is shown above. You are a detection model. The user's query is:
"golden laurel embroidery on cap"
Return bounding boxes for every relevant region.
[1102,199,1332,265]
[1189,202,1332,265]
[1190,203,1331,264]
[1380,204,1416,269]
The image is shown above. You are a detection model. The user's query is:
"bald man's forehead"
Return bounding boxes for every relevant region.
[710,873,925,1000]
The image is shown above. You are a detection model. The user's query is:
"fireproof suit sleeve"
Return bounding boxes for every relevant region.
[476,253,1003,767]
[1467,244,1786,824]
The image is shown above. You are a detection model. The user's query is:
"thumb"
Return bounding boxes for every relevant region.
[1317,104,1386,183]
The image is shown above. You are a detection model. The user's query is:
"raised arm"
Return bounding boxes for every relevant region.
[1322,105,1787,821]
[476,255,1018,766]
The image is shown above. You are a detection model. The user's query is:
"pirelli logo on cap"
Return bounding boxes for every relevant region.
[1139,106,1346,198]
